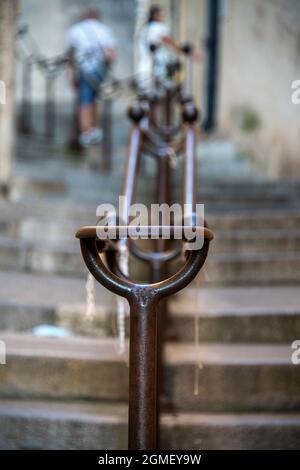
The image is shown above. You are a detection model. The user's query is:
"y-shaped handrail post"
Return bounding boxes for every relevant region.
[76,226,213,450]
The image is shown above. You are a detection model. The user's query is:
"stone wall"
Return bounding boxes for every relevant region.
[0,0,18,193]
[219,0,300,177]
[165,0,300,178]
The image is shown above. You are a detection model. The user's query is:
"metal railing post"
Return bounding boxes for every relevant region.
[18,57,33,135]
[128,292,158,449]
[76,228,213,450]
[76,42,213,451]
[183,103,199,213]
[182,42,194,100]
[101,97,113,170]
[45,71,55,142]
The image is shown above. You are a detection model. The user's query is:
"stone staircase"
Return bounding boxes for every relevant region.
[1,198,300,284]
[0,142,300,449]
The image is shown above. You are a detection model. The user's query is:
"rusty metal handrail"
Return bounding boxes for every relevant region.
[76,43,213,450]
[76,229,212,450]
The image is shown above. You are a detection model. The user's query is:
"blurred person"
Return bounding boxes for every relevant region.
[137,4,183,87]
[66,7,117,147]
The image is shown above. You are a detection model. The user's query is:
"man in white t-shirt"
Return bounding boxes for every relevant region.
[66,8,117,147]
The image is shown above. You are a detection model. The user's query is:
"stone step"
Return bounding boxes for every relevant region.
[1,199,300,229]
[0,399,299,449]
[14,160,300,206]
[1,235,300,284]
[0,334,299,412]
[14,156,300,204]
[169,286,300,342]
[204,252,300,285]
[0,236,85,278]
[4,298,298,343]
[199,183,299,206]
[4,217,300,255]
[209,211,300,230]
[211,229,300,253]
[1,199,300,240]
[0,271,299,342]
[0,199,96,225]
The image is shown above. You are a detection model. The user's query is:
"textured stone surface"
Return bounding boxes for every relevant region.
[1,236,300,283]
[204,253,300,285]
[0,400,299,450]
[0,335,299,412]
[0,168,299,450]
[1,273,300,342]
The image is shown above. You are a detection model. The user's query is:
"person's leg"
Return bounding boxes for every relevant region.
[79,103,94,134]
[90,99,102,143]
[91,100,99,128]
[78,73,96,146]
[90,80,103,142]
[78,71,103,146]
[79,73,95,132]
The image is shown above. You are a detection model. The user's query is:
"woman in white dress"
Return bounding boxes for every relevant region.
[137,4,182,88]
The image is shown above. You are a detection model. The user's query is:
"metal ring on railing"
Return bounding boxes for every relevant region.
[76,225,213,302]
